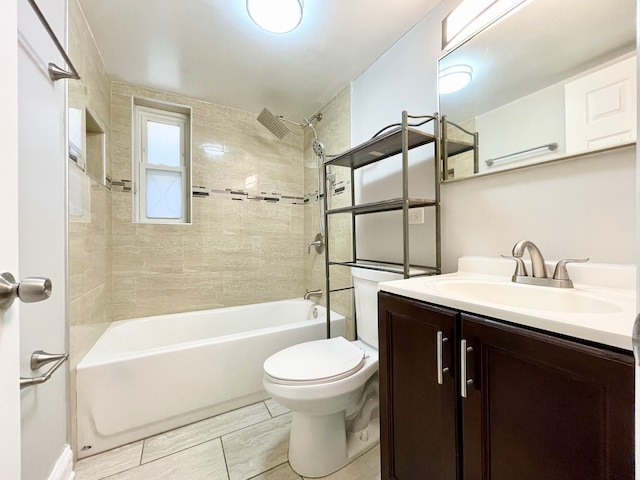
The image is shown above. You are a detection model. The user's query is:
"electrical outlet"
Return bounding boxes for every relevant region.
[408,208,424,224]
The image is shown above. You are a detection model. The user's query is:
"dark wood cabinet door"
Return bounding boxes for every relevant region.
[379,292,459,480]
[460,314,634,480]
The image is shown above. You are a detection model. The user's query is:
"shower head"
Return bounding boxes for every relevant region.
[257,108,291,139]
[312,139,325,157]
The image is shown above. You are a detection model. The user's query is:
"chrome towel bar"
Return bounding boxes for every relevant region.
[26,0,80,81]
[485,142,558,167]
[20,350,68,390]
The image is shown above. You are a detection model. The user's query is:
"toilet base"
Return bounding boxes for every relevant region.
[288,411,379,478]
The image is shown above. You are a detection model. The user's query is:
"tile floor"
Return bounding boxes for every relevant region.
[74,399,381,480]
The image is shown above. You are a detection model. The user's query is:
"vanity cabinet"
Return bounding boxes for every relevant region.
[378,291,634,480]
[378,292,459,479]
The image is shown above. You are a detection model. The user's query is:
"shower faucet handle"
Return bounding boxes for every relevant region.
[307,233,324,254]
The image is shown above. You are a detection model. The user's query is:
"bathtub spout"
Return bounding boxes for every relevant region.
[304,289,322,300]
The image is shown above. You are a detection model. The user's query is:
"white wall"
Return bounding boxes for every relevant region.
[352,0,636,273]
[476,82,565,172]
[351,1,451,268]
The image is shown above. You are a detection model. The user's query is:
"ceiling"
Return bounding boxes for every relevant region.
[78,0,442,122]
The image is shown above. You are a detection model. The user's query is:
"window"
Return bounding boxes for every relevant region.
[133,100,191,223]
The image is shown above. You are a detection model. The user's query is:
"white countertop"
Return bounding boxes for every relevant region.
[379,257,637,351]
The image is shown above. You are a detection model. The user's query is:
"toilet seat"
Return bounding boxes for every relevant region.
[264,336,366,386]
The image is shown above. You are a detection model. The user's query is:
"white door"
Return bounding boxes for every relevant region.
[565,55,637,152]
[0,1,24,478]
[2,0,70,479]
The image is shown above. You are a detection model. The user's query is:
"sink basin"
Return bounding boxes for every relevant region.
[378,257,637,350]
[430,279,623,314]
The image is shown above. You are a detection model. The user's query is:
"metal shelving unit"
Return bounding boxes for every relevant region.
[322,111,442,338]
[441,115,479,181]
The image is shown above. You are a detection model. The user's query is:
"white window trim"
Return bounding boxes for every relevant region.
[133,102,192,224]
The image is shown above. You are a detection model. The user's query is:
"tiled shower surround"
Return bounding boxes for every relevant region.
[109,81,308,320]
[68,0,353,366]
[68,0,114,367]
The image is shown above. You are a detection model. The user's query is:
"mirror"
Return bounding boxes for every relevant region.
[438,0,636,181]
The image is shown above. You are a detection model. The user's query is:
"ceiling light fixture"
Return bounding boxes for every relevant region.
[442,0,525,50]
[439,65,473,94]
[246,0,303,34]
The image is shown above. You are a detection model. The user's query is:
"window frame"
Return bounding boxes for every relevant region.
[132,100,192,224]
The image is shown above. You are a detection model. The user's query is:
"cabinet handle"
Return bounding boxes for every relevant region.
[436,331,450,385]
[460,339,474,398]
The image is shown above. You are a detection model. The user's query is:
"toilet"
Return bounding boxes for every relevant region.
[263,267,401,478]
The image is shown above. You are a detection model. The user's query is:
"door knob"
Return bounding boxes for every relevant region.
[0,272,52,311]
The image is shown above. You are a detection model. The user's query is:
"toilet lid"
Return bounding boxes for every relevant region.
[264,336,366,385]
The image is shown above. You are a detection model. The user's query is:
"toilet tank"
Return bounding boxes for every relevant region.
[352,267,403,348]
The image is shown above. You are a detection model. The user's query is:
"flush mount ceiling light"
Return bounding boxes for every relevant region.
[439,65,473,94]
[247,0,303,34]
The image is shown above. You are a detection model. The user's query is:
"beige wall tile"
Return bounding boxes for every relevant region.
[68,0,113,340]
[132,272,225,318]
[183,234,260,272]
[109,83,308,317]
[112,234,185,275]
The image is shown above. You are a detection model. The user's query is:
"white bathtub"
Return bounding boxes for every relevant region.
[76,299,345,458]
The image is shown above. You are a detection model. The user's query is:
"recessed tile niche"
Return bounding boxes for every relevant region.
[85,109,106,185]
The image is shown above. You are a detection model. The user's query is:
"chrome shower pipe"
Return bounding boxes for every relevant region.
[277,112,322,129]
[283,113,326,237]
[305,119,327,238]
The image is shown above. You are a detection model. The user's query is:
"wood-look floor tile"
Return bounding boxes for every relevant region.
[302,445,381,480]
[264,398,289,417]
[223,413,292,480]
[105,439,228,480]
[74,441,143,480]
[250,462,302,480]
[142,402,271,463]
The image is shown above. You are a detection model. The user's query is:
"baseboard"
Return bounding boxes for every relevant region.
[47,445,75,480]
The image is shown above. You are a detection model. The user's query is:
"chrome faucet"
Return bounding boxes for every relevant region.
[304,289,322,300]
[512,240,548,278]
[505,240,589,288]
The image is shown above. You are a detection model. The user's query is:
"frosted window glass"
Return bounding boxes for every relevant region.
[146,169,182,218]
[147,121,181,167]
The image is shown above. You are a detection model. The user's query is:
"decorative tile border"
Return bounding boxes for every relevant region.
[110,179,350,206]
[332,180,349,196]
[211,189,304,205]
[304,180,351,204]
[111,179,132,193]
[193,185,209,198]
